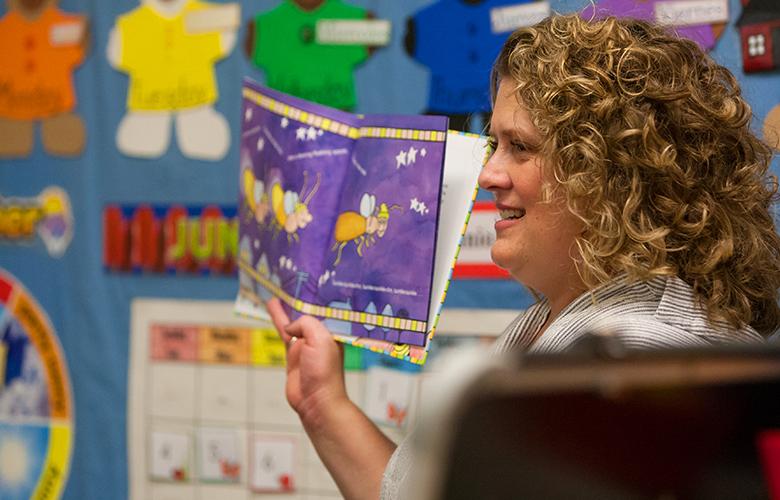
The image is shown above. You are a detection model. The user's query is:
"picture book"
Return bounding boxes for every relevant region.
[235,79,486,365]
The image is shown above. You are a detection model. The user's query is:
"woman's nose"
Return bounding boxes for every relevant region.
[478,154,510,191]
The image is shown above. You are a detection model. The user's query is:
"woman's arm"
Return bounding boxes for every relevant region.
[266,298,396,500]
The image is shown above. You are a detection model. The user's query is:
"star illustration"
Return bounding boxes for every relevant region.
[281,117,289,128]
[410,197,420,212]
[407,146,418,163]
[307,126,318,140]
[396,150,407,168]
[419,201,428,214]
[296,127,306,141]
[257,138,265,151]
[245,108,253,121]
[421,148,427,157]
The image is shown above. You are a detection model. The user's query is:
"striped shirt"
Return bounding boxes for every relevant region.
[380,274,763,500]
[493,274,763,354]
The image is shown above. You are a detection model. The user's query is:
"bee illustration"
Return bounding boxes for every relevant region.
[331,193,402,266]
[270,170,321,243]
[243,168,270,224]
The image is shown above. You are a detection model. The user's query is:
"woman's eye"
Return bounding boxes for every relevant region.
[511,141,527,153]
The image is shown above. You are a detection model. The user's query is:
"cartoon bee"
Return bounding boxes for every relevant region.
[331,193,402,266]
[242,168,270,224]
[270,170,321,243]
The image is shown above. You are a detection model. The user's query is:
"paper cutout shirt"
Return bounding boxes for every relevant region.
[411,0,532,115]
[582,0,719,51]
[0,7,85,120]
[251,0,368,111]
[115,0,226,111]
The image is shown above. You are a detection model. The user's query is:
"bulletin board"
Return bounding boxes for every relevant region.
[1,1,779,499]
[128,298,509,499]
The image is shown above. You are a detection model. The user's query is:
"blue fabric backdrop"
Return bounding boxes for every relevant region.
[1,0,778,498]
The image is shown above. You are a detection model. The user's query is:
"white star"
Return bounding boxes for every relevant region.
[281,117,289,128]
[396,150,407,168]
[421,148,427,157]
[410,197,420,212]
[254,239,260,249]
[407,146,418,163]
[257,138,265,151]
[296,127,306,141]
[307,126,317,140]
[245,108,253,121]
[418,201,428,214]
[318,129,324,136]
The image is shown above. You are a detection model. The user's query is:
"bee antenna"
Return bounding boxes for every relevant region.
[300,170,309,198]
[303,171,321,205]
[390,204,403,213]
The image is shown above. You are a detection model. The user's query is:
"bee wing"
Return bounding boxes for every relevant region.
[360,193,376,217]
[284,191,299,214]
[254,180,265,205]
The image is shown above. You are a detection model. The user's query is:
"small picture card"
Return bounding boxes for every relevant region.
[316,19,392,46]
[490,2,551,34]
[250,436,296,493]
[198,427,241,482]
[364,366,416,429]
[185,3,241,34]
[150,431,191,482]
[654,0,728,27]
[50,20,85,46]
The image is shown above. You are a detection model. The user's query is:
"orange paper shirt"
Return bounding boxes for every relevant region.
[0,8,85,120]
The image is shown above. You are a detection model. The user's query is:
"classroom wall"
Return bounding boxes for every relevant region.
[1,0,779,499]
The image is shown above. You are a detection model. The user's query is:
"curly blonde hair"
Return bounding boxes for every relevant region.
[493,14,780,336]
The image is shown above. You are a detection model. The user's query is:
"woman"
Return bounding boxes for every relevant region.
[267,13,780,500]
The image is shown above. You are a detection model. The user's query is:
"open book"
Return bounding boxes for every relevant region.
[235,79,486,365]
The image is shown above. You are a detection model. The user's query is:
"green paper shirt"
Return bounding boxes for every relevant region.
[252,0,368,110]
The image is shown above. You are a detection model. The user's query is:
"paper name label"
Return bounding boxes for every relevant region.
[490,2,551,34]
[185,3,241,33]
[50,21,84,46]
[316,19,391,45]
[654,0,728,26]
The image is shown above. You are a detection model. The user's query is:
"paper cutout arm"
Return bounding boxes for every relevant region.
[403,16,415,57]
[243,18,256,59]
[106,26,120,69]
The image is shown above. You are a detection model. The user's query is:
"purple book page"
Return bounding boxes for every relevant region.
[239,80,358,310]
[316,114,448,347]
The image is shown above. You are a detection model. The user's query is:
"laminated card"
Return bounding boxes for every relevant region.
[235,79,485,365]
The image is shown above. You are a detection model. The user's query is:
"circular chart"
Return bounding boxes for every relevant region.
[0,270,73,500]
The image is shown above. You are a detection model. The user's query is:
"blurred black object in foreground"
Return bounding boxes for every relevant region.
[413,336,780,500]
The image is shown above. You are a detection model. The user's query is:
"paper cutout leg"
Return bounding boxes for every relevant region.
[41,113,86,157]
[116,111,172,159]
[175,106,230,161]
[0,118,34,158]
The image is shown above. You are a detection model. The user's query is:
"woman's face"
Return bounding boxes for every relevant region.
[478,78,583,296]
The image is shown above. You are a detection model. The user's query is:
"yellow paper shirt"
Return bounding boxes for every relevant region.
[116,1,224,111]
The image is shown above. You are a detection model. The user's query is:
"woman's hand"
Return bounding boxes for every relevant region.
[265,298,347,424]
[265,298,396,499]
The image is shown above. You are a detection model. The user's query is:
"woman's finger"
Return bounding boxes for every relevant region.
[265,298,292,343]
[284,315,330,344]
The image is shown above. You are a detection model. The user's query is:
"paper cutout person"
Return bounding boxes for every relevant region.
[404,0,532,132]
[736,0,780,73]
[244,0,372,111]
[582,0,725,52]
[107,0,240,160]
[0,0,88,158]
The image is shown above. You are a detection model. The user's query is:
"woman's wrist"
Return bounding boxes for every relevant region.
[297,386,354,434]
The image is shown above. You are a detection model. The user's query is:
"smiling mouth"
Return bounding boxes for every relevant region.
[499,208,526,220]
